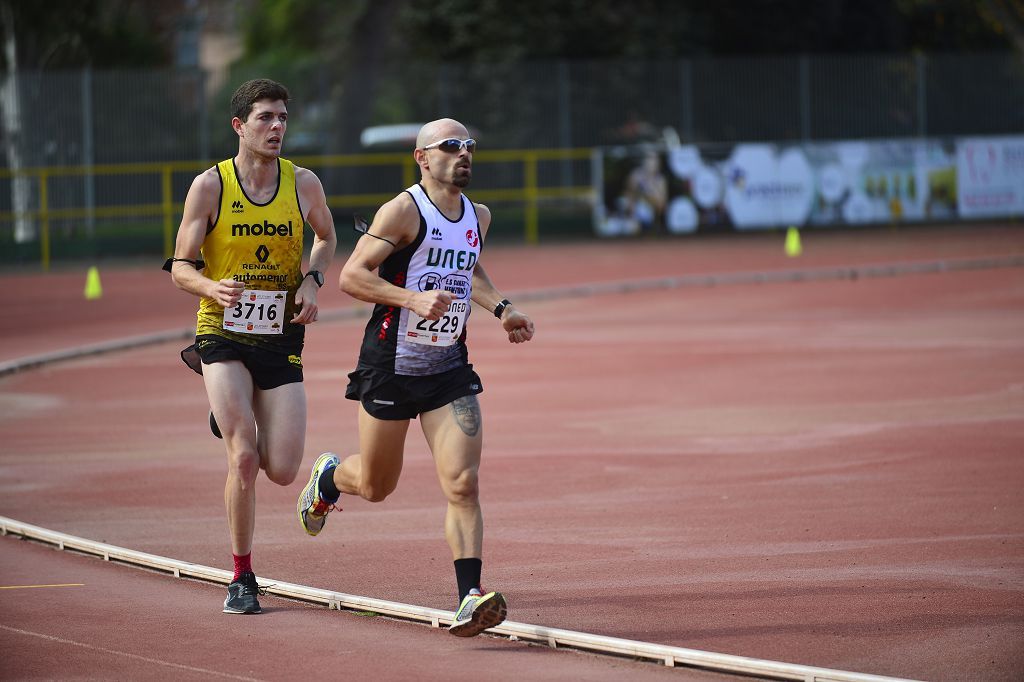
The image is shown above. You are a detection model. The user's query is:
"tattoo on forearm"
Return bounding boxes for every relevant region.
[450,395,481,436]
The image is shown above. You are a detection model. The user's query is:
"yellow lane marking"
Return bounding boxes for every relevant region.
[0,583,85,589]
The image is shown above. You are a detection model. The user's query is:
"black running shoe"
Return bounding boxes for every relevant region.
[210,411,222,439]
[223,571,262,614]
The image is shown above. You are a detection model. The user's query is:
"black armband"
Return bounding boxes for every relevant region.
[162,257,205,273]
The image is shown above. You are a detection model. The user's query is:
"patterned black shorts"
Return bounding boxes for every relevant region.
[181,334,303,390]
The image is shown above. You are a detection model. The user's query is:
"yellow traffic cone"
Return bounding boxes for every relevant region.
[784,226,802,257]
[84,266,103,300]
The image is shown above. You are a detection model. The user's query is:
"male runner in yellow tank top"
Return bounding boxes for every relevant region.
[166,79,336,614]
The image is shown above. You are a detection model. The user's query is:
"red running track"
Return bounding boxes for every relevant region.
[1,224,1023,681]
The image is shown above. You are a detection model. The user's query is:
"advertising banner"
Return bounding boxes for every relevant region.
[956,137,1024,218]
[803,139,957,226]
[593,135,1022,235]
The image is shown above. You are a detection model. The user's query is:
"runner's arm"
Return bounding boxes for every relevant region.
[169,170,244,309]
[470,204,535,343]
[292,168,338,324]
[340,194,452,321]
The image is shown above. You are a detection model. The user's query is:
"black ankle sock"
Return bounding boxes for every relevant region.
[454,557,483,601]
[318,465,341,503]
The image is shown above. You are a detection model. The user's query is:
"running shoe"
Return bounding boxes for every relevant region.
[448,590,507,637]
[297,453,341,536]
[223,571,262,614]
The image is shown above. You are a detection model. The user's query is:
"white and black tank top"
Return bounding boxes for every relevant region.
[356,183,482,376]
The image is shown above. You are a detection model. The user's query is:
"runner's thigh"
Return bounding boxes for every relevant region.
[253,381,306,473]
[421,397,483,487]
[202,360,256,441]
[357,404,411,489]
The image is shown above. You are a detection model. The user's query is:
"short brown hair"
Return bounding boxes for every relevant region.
[230,79,290,122]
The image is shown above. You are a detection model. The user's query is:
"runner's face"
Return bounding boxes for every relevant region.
[238,99,288,158]
[423,129,473,188]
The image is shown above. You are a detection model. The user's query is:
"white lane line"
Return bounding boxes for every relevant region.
[0,516,918,682]
[0,624,264,681]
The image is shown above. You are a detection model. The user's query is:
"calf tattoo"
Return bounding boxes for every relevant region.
[451,395,481,436]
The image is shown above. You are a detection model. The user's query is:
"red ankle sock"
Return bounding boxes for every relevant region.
[232,553,252,581]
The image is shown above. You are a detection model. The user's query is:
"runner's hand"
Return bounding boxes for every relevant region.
[502,309,534,344]
[292,279,320,325]
[410,290,452,321]
[211,279,245,308]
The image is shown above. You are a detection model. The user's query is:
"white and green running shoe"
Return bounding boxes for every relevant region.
[297,453,340,536]
[448,590,507,637]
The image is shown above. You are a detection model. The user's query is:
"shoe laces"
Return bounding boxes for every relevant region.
[311,497,340,517]
[239,573,266,597]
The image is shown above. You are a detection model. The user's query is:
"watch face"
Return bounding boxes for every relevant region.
[308,271,324,287]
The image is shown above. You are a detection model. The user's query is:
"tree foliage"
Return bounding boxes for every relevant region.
[0,0,173,69]
[392,0,1019,62]
[2,0,1019,73]
[219,0,1022,151]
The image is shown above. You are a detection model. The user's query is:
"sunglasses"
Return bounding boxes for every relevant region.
[422,138,476,154]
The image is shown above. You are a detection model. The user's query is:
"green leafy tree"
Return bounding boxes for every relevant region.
[0,0,172,69]
[396,0,1017,59]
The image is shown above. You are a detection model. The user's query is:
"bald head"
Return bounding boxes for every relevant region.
[416,118,468,149]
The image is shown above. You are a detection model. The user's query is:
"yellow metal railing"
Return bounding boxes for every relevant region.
[0,149,593,270]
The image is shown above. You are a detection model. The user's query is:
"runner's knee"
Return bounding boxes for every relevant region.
[227,449,261,487]
[445,468,479,506]
[361,482,395,503]
[264,460,299,486]
[360,474,399,503]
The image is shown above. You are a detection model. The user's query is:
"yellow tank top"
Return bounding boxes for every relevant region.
[196,158,305,349]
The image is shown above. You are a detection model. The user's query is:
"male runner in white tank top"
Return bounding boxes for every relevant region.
[297,118,534,637]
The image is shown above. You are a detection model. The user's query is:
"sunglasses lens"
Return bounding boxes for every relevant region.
[431,138,475,153]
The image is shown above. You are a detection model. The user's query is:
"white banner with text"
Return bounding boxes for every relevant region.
[593,135,1022,235]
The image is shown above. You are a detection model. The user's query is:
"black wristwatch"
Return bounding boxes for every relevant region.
[304,270,324,288]
[493,298,511,318]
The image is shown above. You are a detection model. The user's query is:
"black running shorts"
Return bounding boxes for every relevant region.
[180,334,303,390]
[345,364,483,420]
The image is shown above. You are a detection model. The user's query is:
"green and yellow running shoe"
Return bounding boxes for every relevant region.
[297,452,340,536]
[448,590,507,637]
